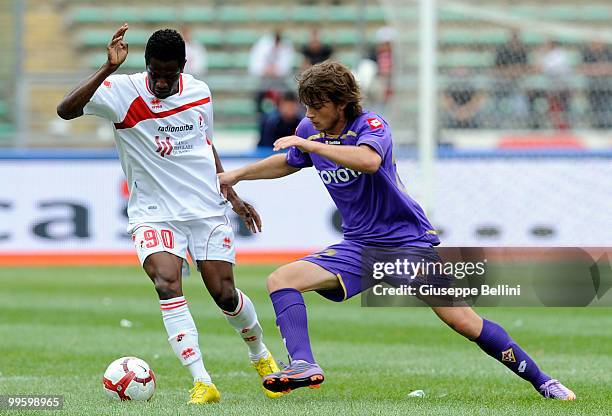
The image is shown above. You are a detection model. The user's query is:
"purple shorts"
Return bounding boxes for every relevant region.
[302,240,446,302]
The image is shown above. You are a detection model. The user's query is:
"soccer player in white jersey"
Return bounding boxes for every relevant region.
[57,24,282,404]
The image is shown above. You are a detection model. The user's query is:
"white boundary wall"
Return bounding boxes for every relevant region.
[0,158,610,253]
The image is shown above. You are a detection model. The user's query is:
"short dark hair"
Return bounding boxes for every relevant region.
[145,29,185,65]
[297,61,363,121]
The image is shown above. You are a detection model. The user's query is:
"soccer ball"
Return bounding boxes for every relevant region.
[102,357,156,401]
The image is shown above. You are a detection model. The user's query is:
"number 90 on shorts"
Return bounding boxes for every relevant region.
[129,216,236,269]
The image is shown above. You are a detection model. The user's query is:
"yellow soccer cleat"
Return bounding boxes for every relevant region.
[252,354,285,398]
[188,381,221,404]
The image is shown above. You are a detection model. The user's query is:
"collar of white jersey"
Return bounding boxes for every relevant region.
[144,73,184,97]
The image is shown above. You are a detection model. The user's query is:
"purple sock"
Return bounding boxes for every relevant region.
[475,319,551,389]
[270,288,316,364]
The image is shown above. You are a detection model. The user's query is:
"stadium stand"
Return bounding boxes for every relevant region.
[60,3,393,133]
[0,1,15,140]
[8,0,612,145]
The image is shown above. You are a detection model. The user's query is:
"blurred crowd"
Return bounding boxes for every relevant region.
[442,30,612,130]
[182,25,612,135]
[181,25,397,146]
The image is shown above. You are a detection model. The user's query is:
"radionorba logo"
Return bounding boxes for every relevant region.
[157,124,194,133]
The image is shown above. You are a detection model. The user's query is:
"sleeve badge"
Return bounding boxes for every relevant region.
[367,118,383,129]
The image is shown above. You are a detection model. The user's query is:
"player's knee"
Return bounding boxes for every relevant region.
[211,283,238,311]
[266,268,292,293]
[153,278,181,299]
[146,265,181,299]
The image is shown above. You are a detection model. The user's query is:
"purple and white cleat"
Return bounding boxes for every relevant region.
[262,360,325,393]
[538,379,576,400]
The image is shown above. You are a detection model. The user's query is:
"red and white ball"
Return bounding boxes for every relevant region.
[102,357,156,401]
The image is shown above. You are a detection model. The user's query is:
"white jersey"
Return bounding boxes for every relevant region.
[84,72,226,224]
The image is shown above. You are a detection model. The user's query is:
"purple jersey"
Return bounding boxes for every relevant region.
[286,111,440,247]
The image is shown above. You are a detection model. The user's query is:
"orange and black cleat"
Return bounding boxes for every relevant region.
[262,360,325,393]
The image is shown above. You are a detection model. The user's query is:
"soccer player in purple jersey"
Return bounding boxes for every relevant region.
[218,61,575,400]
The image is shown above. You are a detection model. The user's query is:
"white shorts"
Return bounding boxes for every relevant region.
[128,216,235,276]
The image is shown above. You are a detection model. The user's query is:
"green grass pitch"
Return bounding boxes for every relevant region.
[1,266,611,415]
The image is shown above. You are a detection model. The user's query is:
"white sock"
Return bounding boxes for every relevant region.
[160,296,212,384]
[222,289,269,362]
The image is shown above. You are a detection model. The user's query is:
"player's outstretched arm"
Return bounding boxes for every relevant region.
[218,154,300,187]
[57,23,129,120]
[274,136,382,174]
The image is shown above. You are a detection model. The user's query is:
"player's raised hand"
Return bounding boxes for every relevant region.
[107,23,129,69]
[273,135,311,152]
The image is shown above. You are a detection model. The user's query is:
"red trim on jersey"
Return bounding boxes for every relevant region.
[114,96,211,130]
[179,74,183,95]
